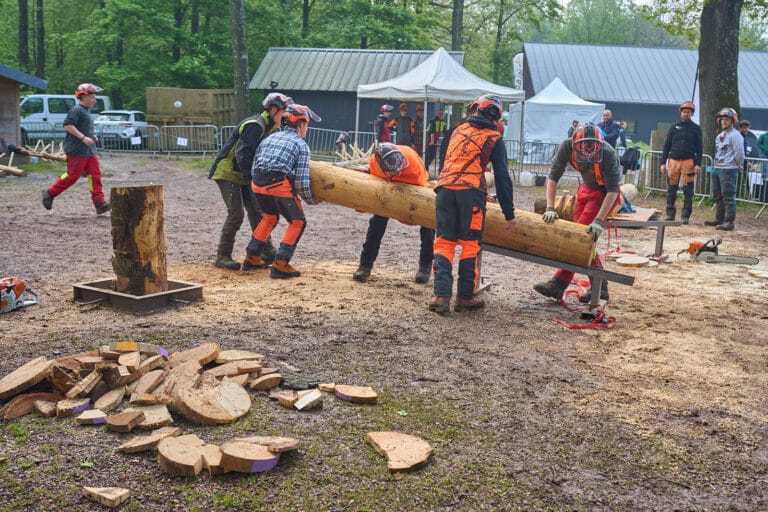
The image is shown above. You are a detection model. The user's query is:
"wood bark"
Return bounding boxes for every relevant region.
[229,0,249,121]
[110,186,168,295]
[309,162,595,267]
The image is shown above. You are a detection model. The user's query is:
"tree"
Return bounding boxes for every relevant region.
[18,0,29,71]
[230,0,249,120]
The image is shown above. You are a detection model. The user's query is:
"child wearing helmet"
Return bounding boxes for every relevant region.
[42,83,110,215]
[704,107,744,231]
[352,143,435,284]
[659,101,703,224]
[207,92,293,270]
[533,122,622,304]
[429,94,517,314]
[374,104,396,143]
[245,104,322,278]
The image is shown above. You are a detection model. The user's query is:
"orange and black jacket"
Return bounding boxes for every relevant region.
[368,145,428,187]
[436,115,515,220]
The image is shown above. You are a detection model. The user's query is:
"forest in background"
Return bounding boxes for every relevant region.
[1,0,766,112]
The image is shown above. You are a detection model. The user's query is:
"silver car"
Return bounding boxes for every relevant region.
[94,110,149,149]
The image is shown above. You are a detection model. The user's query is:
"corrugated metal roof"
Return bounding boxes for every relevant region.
[0,64,47,90]
[250,48,465,92]
[523,42,768,109]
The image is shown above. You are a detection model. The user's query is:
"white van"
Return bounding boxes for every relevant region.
[19,94,112,143]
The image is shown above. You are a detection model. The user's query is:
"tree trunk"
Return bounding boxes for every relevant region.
[309,162,595,267]
[698,0,743,157]
[110,186,168,295]
[229,0,249,121]
[452,0,464,51]
[34,0,44,79]
[18,0,29,71]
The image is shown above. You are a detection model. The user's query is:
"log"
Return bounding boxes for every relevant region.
[110,185,168,295]
[365,431,433,472]
[309,161,595,267]
[17,146,67,162]
[0,357,53,400]
[82,487,131,509]
[0,163,28,176]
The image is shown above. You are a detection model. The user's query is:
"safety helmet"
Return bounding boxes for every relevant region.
[470,94,503,121]
[75,83,103,98]
[716,107,738,123]
[571,123,604,163]
[679,101,695,113]
[380,104,394,113]
[284,104,321,126]
[374,143,409,178]
[262,92,293,111]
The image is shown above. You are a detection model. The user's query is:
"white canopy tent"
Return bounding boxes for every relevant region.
[507,77,605,144]
[355,47,525,156]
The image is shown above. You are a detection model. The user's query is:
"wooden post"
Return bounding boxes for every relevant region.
[110,186,168,295]
[309,161,595,268]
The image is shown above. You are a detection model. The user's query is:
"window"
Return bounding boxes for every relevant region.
[49,98,75,114]
[21,98,44,116]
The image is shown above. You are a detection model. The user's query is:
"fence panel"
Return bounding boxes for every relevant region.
[158,125,219,155]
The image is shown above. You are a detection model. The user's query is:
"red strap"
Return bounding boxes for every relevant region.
[552,301,617,330]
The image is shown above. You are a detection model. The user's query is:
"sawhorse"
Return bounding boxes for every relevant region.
[608,219,681,259]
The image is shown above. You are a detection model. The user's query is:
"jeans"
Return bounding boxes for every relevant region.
[215,179,264,257]
[711,168,738,223]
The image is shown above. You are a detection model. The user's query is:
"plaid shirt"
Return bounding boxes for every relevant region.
[252,127,317,204]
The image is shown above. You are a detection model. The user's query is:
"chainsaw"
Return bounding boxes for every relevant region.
[681,239,760,265]
[0,277,39,313]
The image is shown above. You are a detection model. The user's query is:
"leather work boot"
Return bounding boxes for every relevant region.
[681,217,690,225]
[42,190,54,210]
[95,201,111,215]
[454,296,485,312]
[428,296,451,314]
[716,221,734,231]
[270,259,301,278]
[578,280,610,304]
[214,255,241,270]
[243,255,269,270]
[533,278,569,301]
[353,266,372,282]
[262,244,277,265]
[704,219,722,227]
[414,265,431,284]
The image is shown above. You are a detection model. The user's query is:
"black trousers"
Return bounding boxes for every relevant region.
[359,214,435,270]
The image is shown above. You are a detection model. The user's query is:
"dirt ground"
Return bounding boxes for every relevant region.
[1,154,767,511]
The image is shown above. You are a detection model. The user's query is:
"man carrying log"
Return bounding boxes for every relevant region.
[245,104,322,279]
[533,122,620,303]
[41,83,110,215]
[429,95,517,314]
[352,143,435,284]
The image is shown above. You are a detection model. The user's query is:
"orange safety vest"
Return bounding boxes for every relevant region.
[436,123,499,191]
[368,145,428,186]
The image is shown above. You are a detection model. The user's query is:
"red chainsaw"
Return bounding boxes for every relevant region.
[681,239,759,265]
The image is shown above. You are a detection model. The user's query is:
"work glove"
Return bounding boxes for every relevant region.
[542,207,558,224]
[586,220,603,242]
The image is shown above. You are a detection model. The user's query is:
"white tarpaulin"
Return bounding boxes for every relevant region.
[507,77,604,143]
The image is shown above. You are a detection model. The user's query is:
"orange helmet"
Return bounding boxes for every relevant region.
[75,83,103,98]
[716,107,738,124]
[374,143,409,178]
[284,104,321,126]
[262,92,293,111]
[470,94,503,121]
[679,101,695,113]
[571,123,604,163]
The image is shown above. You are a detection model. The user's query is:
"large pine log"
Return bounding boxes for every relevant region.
[309,161,595,267]
[110,186,168,294]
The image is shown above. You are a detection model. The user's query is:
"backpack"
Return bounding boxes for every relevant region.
[620,146,641,171]
[0,277,38,313]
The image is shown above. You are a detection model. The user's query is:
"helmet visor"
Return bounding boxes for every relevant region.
[573,137,603,163]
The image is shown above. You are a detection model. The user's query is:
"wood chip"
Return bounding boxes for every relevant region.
[82,487,131,509]
[365,431,433,472]
[118,426,181,453]
[335,384,378,404]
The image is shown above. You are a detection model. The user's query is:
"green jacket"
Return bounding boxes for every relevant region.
[209,111,277,184]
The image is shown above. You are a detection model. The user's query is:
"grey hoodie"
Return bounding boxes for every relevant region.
[714,127,744,169]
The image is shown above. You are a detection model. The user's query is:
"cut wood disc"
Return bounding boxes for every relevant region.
[335,384,378,404]
[248,373,282,391]
[365,431,433,472]
[82,487,131,509]
[134,369,167,395]
[124,404,174,430]
[168,343,220,368]
[56,398,91,417]
[173,379,251,425]
[232,435,300,453]
[118,426,181,454]
[157,434,206,477]
[2,392,63,421]
[76,409,108,425]
[215,349,264,364]
[616,255,650,267]
[219,441,280,473]
[0,357,52,401]
[93,386,126,413]
[106,410,145,433]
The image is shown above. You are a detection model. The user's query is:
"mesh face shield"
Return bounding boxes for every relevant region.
[375,143,409,178]
[573,137,604,163]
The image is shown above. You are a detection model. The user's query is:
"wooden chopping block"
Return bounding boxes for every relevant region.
[157,434,206,477]
[0,357,53,401]
[309,161,596,267]
[118,426,181,454]
[365,431,433,473]
[82,487,131,509]
[335,384,378,404]
[219,441,281,473]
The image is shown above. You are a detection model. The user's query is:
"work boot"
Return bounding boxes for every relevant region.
[262,243,277,265]
[270,258,301,278]
[704,219,722,227]
[214,255,241,270]
[681,217,690,225]
[578,280,610,304]
[454,296,485,312]
[428,296,451,314]
[414,265,431,284]
[664,208,675,222]
[716,221,735,231]
[42,190,54,210]
[353,266,371,282]
[533,277,569,301]
[243,255,269,270]
[95,201,111,215]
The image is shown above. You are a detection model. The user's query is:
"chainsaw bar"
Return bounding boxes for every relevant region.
[695,252,759,265]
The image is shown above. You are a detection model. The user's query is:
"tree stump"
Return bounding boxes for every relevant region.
[110,185,168,295]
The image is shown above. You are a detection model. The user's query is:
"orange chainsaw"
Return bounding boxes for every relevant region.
[682,239,759,264]
[0,277,39,313]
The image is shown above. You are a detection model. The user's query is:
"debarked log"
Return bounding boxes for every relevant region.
[309,161,595,267]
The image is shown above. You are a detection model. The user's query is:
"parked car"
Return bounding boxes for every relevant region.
[19,94,111,144]
[94,110,149,149]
